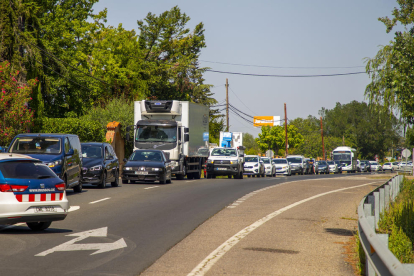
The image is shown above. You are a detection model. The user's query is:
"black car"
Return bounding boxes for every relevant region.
[315,160,329,174]
[122,150,172,184]
[81,142,119,188]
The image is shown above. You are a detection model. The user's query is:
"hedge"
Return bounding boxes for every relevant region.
[36,117,105,142]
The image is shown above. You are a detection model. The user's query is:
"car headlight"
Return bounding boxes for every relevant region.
[283,166,287,169]
[124,167,133,171]
[230,160,238,164]
[152,168,161,171]
[254,163,258,167]
[90,165,102,171]
[46,160,62,168]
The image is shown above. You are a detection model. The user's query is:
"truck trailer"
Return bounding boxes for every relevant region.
[132,100,209,180]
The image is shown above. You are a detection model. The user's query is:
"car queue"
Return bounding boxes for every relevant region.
[0,131,398,232]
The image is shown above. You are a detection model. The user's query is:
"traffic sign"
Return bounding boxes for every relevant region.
[402,148,411,158]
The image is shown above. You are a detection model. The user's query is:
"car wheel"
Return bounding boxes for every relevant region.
[122,179,129,184]
[247,175,251,177]
[73,182,82,193]
[159,174,167,184]
[27,221,52,231]
[111,170,119,187]
[98,172,106,189]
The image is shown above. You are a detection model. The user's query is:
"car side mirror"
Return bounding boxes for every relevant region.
[126,132,130,142]
[123,158,128,163]
[66,148,74,156]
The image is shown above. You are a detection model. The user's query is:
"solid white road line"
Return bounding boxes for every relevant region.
[188,181,379,276]
[186,180,196,183]
[89,198,111,204]
[144,186,159,190]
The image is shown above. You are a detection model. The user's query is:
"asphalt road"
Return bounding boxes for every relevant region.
[0,172,380,276]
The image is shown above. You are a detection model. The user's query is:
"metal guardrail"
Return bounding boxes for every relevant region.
[358,175,414,275]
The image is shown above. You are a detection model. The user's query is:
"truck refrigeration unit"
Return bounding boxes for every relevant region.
[130,100,209,180]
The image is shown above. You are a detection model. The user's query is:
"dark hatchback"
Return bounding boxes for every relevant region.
[81,143,119,188]
[316,160,329,174]
[122,150,172,184]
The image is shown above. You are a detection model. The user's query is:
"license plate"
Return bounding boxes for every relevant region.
[135,171,148,175]
[216,168,227,171]
[35,207,56,213]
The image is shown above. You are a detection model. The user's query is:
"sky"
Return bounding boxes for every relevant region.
[92,0,401,137]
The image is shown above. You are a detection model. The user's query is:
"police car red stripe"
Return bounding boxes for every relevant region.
[15,193,64,202]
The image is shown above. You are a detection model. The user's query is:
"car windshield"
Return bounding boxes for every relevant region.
[327,161,335,165]
[130,151,163,162]
[9,137,61,154]
[273,159,287,164]
[135,125,177,142]
[371,162,378,165]
[262,158,270,164]
[0,161,57,179]
[317,161,327,165]
[82,145,103,158]
[384,163,391,165]
[287,157,302,163]
[211,149,237,157]
[245,156,259,162]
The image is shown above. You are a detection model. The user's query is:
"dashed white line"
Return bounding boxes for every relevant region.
[89,198,111,204]
[186,180,196,183]
[188,181,379,276]
[144,186,159,190]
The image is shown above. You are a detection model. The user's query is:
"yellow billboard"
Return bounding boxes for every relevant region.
[253,116,281,127]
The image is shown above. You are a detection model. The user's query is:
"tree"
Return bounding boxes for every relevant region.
[365,0,414,124]
[255,125,304,156]
[243,133,260,155]
[0,61,35,145]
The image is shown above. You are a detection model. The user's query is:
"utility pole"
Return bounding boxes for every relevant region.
[284,103,288,157]
[320,116,325,160]
[225,78,229,131]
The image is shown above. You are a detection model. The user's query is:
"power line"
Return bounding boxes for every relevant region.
[229,87,258,116]
[200,60,365,69]
[206,69,366,78]
[229,103,254,119]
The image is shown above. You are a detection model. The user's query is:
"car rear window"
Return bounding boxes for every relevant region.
[0,161,57,179]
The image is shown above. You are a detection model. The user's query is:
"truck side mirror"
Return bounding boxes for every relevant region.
[126,126,131,132]
[184,127,189,133]
[184,133,189,142]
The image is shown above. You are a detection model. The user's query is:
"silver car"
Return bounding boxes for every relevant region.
[272,158,291,176]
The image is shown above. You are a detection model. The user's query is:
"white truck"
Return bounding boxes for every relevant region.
[205,132,245,179]
[130,100,209,179]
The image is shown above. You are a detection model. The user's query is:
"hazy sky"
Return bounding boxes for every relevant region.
[92,0,400,137]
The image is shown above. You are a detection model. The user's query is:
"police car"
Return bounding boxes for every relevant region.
[0,153,69,230]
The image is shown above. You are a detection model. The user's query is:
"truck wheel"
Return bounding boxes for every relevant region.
[239,170,244,179]
[122,179,129,184]
[228,175,232,179]
[187,173,194,180]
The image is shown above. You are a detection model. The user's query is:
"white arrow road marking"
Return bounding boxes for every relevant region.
[35,227,127,256]
[68,206,80,212]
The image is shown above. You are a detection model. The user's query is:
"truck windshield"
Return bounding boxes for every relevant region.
[211,148,237,157]
[135,126,177,142]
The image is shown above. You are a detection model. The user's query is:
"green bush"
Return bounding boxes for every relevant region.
[36,117,105,142]
[81,97,134,157]
[389,224,414,263]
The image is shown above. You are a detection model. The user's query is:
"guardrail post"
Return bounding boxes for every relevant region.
[384,185,390,210]
[374,191,380,230]
[379,188,385,214]
[368,195,375,215]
